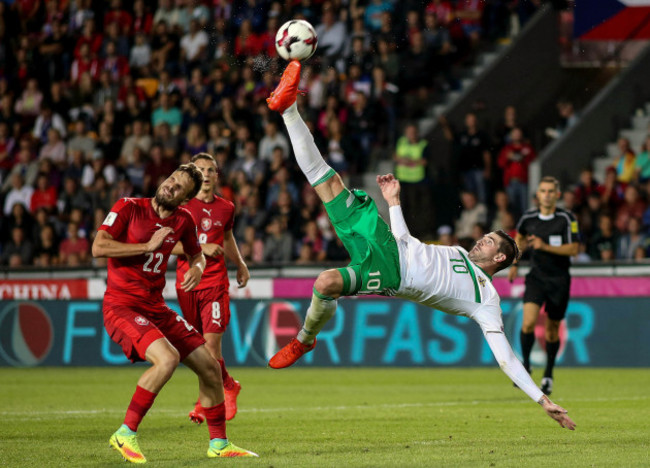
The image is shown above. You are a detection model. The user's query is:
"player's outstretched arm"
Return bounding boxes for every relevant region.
[539,395,576,430]
[484,331,576,430]
[92,227,174,258]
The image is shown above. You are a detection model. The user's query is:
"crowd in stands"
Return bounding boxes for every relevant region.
[435,101,650,263]
[1,0,645,270]
[0,0,529,268]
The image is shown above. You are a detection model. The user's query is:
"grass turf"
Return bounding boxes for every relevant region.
[0,367,648,467]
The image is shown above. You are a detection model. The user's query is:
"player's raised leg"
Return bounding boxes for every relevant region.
[267,60,350,368]
[109,339,180,464]
[182,346,258,458]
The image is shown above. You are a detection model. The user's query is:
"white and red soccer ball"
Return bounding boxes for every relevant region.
[275,20,318,62]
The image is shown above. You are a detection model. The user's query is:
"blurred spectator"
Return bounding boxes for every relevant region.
[263,216,294,264]
[617,216,646,260]
[258,121,290,163]
[545,100,578,140]
[455,190,488,239]
[81,149,118,189]
[30,173,58,214]
[152,93,182,134]
[266,166,299,210]
[238,225,264,264]
[230,139,266,188]
[497,127,536,216]
[436,224,456,246]
[133,0,153,36]
[601,167,624,211]
[121,119,152,163]
[38,128,67,167]
[234,18,261,58]
[2,203,33,244]
[150,21,181,75]
[315,6,347,67]
[180,18,209,72]
[67,120,96,160]
[57,177,92,220]
[182,123,207,156]
[34,224,59,267]
[32,105,67,144]
[440,112,492,204]
[494,105,524,148]
[59,221,90,266]
[298,219,327,262]
[614,184,646,233]
[14,78,43,119]
[2,141,39,191]
[588,213,617,261]
[634,135,650,183]
[3,173,34,215]
[614,137,636,185]
[1,226,34,266]
[394,123,432,238]
[573,168,604,210]
[490,190,516,234]
[130,32,152,75]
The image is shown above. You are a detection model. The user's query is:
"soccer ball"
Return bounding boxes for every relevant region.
[275,20,318,62]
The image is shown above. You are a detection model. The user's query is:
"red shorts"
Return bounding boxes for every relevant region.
[103,298,206,363]
[176,285,231,335]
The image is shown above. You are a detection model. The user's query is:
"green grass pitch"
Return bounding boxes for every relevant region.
[1,367,649,467]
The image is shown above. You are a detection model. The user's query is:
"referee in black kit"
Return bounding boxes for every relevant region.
[508,176,579,396]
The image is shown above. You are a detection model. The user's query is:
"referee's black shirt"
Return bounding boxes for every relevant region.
[516,208,580,277]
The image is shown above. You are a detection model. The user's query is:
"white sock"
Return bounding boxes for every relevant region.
[297,291,337,345]
[282,102,333,186]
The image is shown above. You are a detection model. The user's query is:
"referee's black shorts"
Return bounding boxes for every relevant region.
[523,272,571,321]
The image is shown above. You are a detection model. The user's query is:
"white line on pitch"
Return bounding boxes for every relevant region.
[0,395,647,419]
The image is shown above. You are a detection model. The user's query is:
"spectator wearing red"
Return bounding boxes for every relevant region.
[573,168,604,209]
[71,43,100,83]
[59,221,90,265]
[100,41,130,83]
[132,0,153,36]
[74,18,103,60]
[426,0,454,27]
[103,0,133,35]
[234,19,262,57]
[615,184,647,234]
[30,172,58,213]
[497,127,536,216]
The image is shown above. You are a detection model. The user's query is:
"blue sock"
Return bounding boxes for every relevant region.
[118,424,136,436]
[210,438,228,450]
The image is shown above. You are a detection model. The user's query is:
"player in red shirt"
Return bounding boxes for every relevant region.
[92,163,257,463]
[174,153,250,423]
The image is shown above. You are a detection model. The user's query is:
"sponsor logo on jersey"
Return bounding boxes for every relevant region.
[201,218,212,231]
[155,223,163,228]
[135,316,150,326]
[478,276,486,287]
[202,208,212,216]
[103,212,117,226]
[215,220,222,227]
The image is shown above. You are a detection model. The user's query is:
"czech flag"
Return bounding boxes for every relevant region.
[574,0,650,40]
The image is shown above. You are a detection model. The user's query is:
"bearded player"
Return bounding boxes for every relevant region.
[173,153,250,423]
[93,164,257,463]
[265,60,576,431]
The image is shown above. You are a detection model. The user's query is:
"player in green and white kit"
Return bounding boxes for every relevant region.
[266,60,575,430]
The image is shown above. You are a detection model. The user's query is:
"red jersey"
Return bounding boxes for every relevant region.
[176,196,234,291]
[99,197,201,302]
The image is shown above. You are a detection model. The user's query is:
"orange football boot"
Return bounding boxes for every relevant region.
[267,60,302,113]
[268,338,316,369]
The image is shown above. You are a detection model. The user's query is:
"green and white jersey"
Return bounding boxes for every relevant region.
[395,236,503,334]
